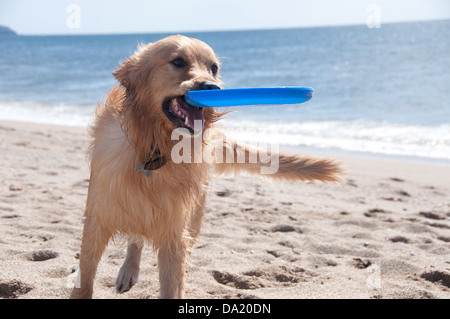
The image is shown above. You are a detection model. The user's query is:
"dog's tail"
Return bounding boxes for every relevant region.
[211,134,342,183]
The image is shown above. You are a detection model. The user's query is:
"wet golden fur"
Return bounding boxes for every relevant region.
[70,35,341,299]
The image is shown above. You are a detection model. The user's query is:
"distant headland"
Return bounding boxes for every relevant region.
[0,25,17,35]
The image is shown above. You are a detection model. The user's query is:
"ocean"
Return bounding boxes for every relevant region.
[1,20,449,163]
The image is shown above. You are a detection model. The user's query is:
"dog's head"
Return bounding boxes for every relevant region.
[113,35,224,159]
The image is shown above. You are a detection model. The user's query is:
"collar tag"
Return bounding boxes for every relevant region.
[135,163,152,177]
[134,151,167,177]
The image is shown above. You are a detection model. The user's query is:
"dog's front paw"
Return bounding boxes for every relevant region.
[69,287,93,299]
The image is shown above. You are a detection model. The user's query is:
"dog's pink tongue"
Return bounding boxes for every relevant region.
[176,98,203,131]
[187,106,204,131]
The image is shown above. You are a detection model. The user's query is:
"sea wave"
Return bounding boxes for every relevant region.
[1,100,449,161]
[0,100,94,127]
[218,118,450,161]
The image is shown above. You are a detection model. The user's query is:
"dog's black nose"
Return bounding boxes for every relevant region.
[197,81,221,91]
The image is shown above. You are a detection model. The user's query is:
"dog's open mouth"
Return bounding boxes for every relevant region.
[163,96,204,133]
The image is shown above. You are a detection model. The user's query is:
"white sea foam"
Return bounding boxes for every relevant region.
[1,101,449,162]
[219,118,450,161]
[0,100,93,127]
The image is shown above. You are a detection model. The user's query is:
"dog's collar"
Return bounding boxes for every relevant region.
[135,149,167,177]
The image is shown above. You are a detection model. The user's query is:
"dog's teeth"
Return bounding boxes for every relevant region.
[172,99,180,113]
[185,116,189,126]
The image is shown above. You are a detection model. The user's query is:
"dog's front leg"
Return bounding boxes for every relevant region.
[157,237,187,299]
[70,214,112,299]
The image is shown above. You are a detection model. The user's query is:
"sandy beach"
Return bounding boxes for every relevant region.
[0,119,449,299]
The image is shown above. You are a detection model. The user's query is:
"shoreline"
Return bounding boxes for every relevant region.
[282,144,450,167]
[0,119,449,299]
[1,117,449,167]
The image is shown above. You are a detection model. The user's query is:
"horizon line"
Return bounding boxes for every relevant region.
[8,17,450,37]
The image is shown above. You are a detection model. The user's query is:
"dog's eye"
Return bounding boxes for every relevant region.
[211,64,218,76]
[171,58,187,68]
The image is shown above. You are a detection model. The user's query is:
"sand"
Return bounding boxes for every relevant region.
[0,119,449,299]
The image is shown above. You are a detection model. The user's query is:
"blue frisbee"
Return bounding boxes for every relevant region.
[185,87,314,108]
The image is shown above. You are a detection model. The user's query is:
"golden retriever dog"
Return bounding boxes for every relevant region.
[70,35,341,299]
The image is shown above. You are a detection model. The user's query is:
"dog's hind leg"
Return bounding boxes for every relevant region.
[70,214,112,299]
[115,241,143,293]
[187,192,206,243]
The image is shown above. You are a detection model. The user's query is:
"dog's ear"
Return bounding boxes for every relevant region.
[113,57,140,89]
[113,43,151,89]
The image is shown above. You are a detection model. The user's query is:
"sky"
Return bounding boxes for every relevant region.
[0,0,449,35]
